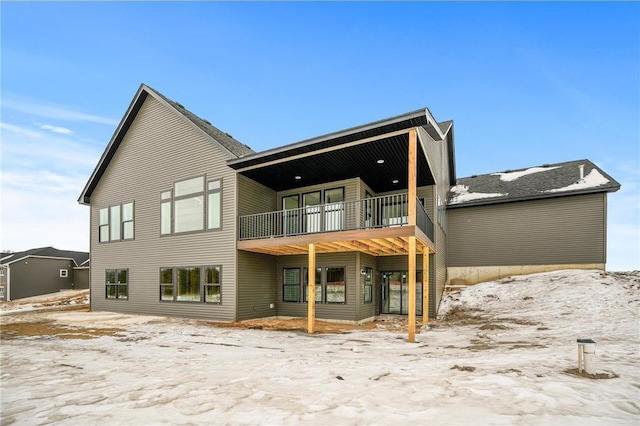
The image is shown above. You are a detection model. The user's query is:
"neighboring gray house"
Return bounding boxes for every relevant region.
[78,84,619,340]
[447,160,620,285]
[0,247,90,301]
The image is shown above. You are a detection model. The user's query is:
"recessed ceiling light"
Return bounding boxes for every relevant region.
[294,175,302,180]
[377,159,385,164]
[392,179,399,184]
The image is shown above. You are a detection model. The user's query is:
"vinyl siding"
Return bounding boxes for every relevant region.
[236,251,277,320]
[7,258,75,300]
[90,95,238,321]
[237,175,277,216]
[275,252,357,321]
[447,193,607,267]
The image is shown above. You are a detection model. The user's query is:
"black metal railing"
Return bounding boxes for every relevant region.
[239,193,434,242]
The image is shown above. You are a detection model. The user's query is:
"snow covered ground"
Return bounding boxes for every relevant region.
[1,270,638,425]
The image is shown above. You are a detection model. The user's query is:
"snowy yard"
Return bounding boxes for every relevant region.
[1,270,638,425]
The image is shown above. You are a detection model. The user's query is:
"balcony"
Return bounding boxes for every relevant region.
[239,193,434,247]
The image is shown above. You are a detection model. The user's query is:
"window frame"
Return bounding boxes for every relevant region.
[105,268,128,300]
[59,269,69,278]
[283,267,302,302]
[160,176,223,236]
[99,202,135,243]
[159,265,222,304]
[173,176,205,234]
[325,266,346,304]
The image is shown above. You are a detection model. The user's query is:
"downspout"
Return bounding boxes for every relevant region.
[6,265,10,301]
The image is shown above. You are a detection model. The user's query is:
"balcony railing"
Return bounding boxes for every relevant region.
[239,193,434,242]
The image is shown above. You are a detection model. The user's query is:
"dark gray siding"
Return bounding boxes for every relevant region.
[236,251,276,321]
[73,267,90,289]
[7,257,75,300]
[275,252,357,321]
[90,95,238,321]
[447,193,607,267]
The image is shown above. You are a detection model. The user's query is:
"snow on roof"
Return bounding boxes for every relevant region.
[492,166,561,182]
[545,168,610,193]
[449,184,507,205]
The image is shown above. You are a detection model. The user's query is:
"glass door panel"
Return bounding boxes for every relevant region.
[282,195,299,235]
[303,191,321,233]
[324,188,344,231]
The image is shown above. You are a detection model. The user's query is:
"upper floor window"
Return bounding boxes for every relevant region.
[59,269,69,278]
[161,176,221,235]
[99,202,134,242]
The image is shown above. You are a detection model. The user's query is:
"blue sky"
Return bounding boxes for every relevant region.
[1,2,638,270]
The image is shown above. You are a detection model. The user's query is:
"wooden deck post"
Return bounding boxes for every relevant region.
[307,243,316,334]
[408,129,417,226]
[422,248,430,325]
[408,236,416,342]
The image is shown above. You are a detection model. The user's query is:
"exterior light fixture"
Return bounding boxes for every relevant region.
[294,175,301,180]
[377,159,385,164]
[392,179,399,184]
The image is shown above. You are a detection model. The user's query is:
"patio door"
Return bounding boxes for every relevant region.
[282,195,299,236]
[381,271,423,315]
[324,188,344,231]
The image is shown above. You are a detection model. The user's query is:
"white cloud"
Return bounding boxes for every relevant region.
[38,123,74,135]
[0,122,43,139]
[2,95,118,126]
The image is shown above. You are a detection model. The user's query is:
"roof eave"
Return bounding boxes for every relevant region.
[78,84,149,205]
[227,108,435,170]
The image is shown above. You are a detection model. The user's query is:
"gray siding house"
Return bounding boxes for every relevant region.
[0,247,90,301]
[78,84,619,340]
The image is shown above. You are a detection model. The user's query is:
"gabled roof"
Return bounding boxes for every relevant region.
[1,247,90,267]
[78,84,253,205]
[448,159,620,208]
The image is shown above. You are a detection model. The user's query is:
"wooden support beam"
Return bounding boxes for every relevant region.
[423,248,430,325]
[307,243,316,334]
[408,236,416,343]
[408,128,417,227]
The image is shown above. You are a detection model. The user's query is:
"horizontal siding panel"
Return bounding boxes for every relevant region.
[90,95,238,321]
[236,251,277,321]
[447,193,606,267]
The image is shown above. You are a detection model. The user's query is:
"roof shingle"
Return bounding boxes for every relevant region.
[448,159,620,208]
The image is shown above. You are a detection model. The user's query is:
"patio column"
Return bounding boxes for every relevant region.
[408,236,416,342]
[408,128,417,226]
[423,248,430,325]
[307,243,316,334]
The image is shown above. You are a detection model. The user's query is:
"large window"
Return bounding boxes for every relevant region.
[160,265,222,303]
[105,269,128,300]
[282,266,345,304]
[99,202,134,242]
[161,177,221,235]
